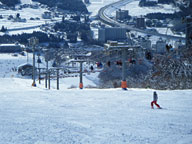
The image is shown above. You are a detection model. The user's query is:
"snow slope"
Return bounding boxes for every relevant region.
[0,53,36,78]
[0,78,192,144]
[0,54,192,143]
[0,1,190,141]
[120,0,178,16]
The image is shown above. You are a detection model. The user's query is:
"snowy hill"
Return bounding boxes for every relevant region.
[0,1,192,143]
[0,53,192,143]
[0,77,192,143]
[0,1,53,35]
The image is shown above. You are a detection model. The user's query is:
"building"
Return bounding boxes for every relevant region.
[140,38,151,50]
[42,11,52,19]
[156,38,166,54]
[116,9,129,20]
[136,17,146,29]
[18,63,34,76]
[98,27,127,42]
[0,43,23,53]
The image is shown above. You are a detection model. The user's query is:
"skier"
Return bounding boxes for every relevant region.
[151,91,161,109]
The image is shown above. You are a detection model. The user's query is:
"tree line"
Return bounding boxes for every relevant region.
[32,0,88,13]
[139,0,175,7]
[145,12,181,20]
[0,32,63,45]
[0,0,20,7]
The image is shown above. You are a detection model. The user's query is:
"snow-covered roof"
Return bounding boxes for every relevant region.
[17,63,33,69]
[0,44,19,47]
[0,43,25,48]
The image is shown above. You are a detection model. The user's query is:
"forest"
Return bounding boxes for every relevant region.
[0,0,20,7]
[0,32,63,45]
[32,0,88,13]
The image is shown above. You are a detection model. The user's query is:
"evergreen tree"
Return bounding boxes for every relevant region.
[0,26,7,32]
[32,0,88,13]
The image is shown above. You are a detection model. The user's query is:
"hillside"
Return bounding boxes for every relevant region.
[0,0,20,7]
[0,73,192,143]
[32,0,88,13]
[0,51,192,143]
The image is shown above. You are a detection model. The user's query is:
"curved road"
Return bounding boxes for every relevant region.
[98,0,185,40]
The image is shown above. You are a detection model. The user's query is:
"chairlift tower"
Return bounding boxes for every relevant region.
[71,53,91,89]
[44,50,52,88]
[105,42,139,90]
[72,60,86,89]
[28,37,39,87]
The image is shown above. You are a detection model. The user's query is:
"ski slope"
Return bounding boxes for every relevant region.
[0,54,192,143]
[0,78,192,144]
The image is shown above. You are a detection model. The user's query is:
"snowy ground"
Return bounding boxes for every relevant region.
[0,0,62,35]
[88,0,118,17]
[0,7,47,35]
[0,1,190,142]
[120,0,178,17]
[20,0,33,4]
[0,53,99,86]
[0,77,192,144]
[0,53,192,143]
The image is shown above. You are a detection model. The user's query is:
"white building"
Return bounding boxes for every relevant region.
[136,16,146,29]
[42,12,52,19]
[116,9,129,20]
[0,43,24,53]
[98,27,127,42]
[156,38,166,54]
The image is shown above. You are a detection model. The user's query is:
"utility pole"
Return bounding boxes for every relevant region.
[48,70,51,89]
[79,61,83,89]
[44,50,50,89]
[28,37,39,87]
[184,16,192,48]
[57,68,59,90]
[45,61,48,88]
[105,42,139,90]
[38,68,41,84]
[121,47,127,90]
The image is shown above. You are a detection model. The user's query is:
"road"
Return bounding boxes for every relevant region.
[98,0,185,40]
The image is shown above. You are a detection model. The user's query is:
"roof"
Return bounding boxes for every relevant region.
[17,63,33,69]
[0,43,25,47]
[0,44,19,47]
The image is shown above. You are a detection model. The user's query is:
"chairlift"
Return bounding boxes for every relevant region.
[37,58,42,63]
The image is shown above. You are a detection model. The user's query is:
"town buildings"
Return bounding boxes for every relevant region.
[98,27,127,42]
